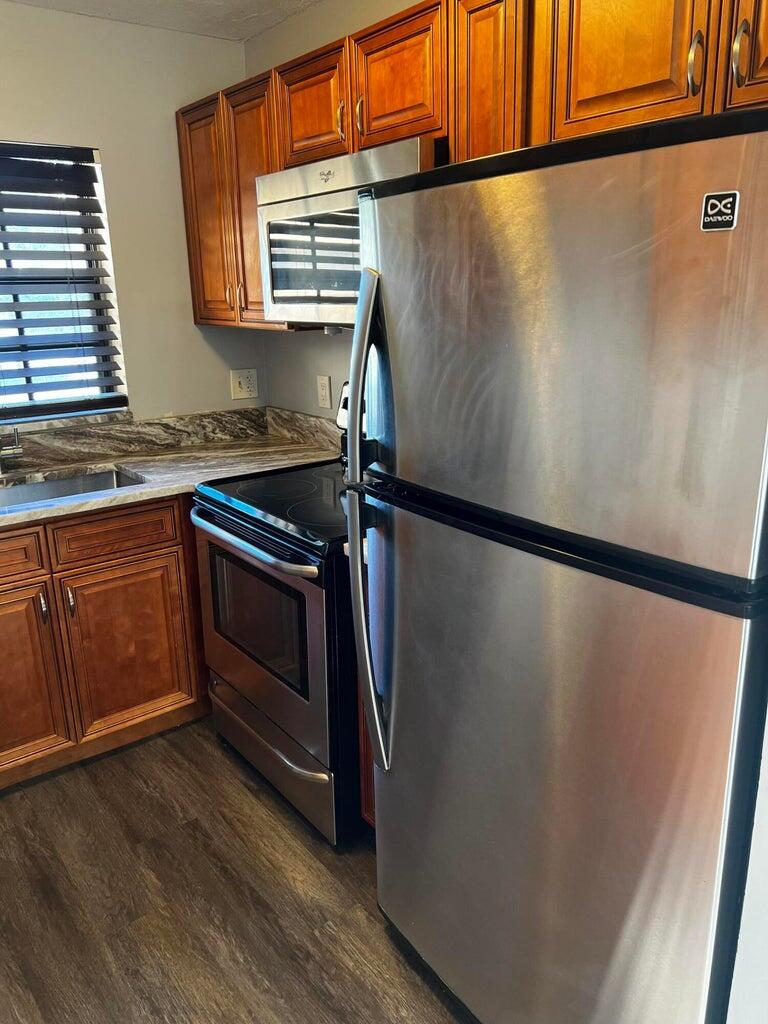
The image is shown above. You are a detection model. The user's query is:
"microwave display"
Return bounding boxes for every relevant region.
[267,209,361,306]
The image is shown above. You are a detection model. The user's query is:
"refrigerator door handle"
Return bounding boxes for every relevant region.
[347,267,380,487]
[347,486,390,771]
[347,266,390,770]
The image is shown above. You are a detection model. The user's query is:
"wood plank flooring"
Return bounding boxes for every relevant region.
[0,721,474,1024]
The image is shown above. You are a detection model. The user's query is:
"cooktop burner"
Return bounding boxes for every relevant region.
[196,460,348,550]
[235,477,316,501]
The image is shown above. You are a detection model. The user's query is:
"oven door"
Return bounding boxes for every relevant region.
[257,188,361,326]
[193,509,330,766]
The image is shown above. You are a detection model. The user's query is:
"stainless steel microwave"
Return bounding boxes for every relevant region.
[256,137,442,326]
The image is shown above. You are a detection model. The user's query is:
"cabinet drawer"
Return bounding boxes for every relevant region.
[49,501,180,570]
[0,526,49,582]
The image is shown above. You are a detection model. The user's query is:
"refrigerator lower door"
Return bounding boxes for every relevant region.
[366,499,762,1024]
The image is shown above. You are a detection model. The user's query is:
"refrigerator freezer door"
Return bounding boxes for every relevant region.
[367,498,757,1024]
[360,130,768,580]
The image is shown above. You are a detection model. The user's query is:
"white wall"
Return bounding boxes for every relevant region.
[0,0,270,421]
[245,0,408,419]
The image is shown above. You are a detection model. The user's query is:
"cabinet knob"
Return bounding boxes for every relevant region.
[732,18,751,89]
[687,29,705,97]
[66,586,76,617]
[38,590,49,624]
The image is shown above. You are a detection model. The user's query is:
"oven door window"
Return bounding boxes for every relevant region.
[267,209,360,307]
[210,546,309,700]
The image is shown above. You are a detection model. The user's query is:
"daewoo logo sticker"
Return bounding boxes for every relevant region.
[701,191,740,231]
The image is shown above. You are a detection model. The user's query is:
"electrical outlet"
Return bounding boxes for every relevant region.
[230,368,258,400]
[316,374,332,410]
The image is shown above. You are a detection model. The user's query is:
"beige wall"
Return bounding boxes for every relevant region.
[0,0,271,421]
[244,0,406,74]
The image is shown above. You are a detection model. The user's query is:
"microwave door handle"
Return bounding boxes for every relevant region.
[191,509,319,579]
[346,267,389,771]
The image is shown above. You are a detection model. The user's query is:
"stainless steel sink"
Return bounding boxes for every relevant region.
[0,470,140,509]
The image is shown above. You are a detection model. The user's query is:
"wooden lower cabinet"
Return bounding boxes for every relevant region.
[0,499,207,791]
[0,579,75,773]
[58,551,194,740]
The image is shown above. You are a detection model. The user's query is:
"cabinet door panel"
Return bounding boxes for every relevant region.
[177,99,236,324]
[352,0,447,149]
[0,581,73,772]
[275,44,351,167]
[718,1,768,109]
[452,0,525,160]
[223,77,284,326]
[553,0,717,138]
[60,552,193,739]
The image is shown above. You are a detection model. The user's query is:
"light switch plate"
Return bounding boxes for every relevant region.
[316,374,332,409]
[230,368,258,400]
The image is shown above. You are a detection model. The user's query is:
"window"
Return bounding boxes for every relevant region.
[0,141,127,422]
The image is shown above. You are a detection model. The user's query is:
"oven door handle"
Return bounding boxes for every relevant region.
[191,509,319,579]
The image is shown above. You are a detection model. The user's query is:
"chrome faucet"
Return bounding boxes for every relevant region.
[0,427,23,474]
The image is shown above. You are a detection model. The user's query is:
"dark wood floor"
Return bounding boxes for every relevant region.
[0,721,473,1024]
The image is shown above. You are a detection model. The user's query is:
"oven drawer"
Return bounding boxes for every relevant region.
[211,676,337,843]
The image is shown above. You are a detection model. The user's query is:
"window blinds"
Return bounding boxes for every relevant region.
[0,141,126,422]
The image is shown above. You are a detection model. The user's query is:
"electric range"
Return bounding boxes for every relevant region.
[191,459,360,844]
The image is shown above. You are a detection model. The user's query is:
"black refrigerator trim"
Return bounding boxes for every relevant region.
[361,108,768,202]
[355,481,768,618]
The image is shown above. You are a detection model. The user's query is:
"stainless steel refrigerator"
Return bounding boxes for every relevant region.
[344,110,768,1024]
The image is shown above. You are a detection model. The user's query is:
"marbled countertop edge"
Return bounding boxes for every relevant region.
[0,439,340,529]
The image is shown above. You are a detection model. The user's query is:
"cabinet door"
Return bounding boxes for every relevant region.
[0,581,74,773]
[177,97,237,324]
[451,0,526,160]
[223,76,287,328]
[552,0,718,139]
[351,0,447,149]
[275,42,351,167]
[60,552,194,739]
[717,1,768,109]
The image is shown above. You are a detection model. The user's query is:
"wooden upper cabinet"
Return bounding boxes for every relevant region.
[0,580,74,774]
[351,0,447,149]
[59,552,194,740]
[222,75,284,326]
[550,0,719,139]
[451,0,526,160]
[717,1,768,109]
[274,42,352,167]
[177,97,237,325]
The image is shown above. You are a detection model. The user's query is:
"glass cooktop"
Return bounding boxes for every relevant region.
[196,460,348,549]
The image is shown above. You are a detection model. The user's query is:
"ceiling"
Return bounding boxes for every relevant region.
[8,0,324,41]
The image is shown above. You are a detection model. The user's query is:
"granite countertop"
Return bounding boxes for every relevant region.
[0,408,341,529]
